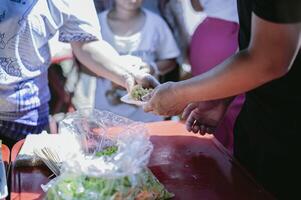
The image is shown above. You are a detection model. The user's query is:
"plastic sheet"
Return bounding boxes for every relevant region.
[44,109,173,200]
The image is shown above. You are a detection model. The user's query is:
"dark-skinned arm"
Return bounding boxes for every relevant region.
[177,13,301,102]
[144,13,301,115]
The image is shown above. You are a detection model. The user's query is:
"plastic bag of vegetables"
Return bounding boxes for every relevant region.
[43,109,174,200]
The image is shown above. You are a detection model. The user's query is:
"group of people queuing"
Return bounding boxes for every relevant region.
[1,0,300,199]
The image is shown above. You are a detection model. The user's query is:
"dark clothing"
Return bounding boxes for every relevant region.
[235,0,301,199]
[0,120,49,149]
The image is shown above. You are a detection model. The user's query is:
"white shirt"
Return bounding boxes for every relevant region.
[94,9,180,122]
[199,0,238,23]
[0,0,101,123]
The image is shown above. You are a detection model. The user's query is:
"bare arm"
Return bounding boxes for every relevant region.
[176,13,301,102]
[71,40,144,90]
[156,59,177,75]
[143,13,301,115]
[190,0,203,12]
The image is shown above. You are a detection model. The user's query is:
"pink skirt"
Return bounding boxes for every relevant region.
[189,17,244,153]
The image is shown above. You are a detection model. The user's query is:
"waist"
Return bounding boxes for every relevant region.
[0,72,50,112]
[0,103,49,126]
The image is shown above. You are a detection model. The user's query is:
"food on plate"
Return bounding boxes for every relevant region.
[130,85,153,101]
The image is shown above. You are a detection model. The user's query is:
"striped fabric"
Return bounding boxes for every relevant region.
[0,103,49,141]
[0,119,49,141]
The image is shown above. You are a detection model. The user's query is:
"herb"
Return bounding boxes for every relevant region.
[46,169,174,200]
[95,146,118,157]
[130,85,153,101]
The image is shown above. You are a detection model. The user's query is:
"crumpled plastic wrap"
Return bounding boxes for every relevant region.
[43,109,174,200]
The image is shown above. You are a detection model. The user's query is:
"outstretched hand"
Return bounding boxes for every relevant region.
[182,100,230,135]
[119,55,159,92]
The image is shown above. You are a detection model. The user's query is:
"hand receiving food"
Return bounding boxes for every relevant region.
[143,82,188,116]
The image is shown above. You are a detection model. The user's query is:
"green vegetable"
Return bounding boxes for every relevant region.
[95,146,118,157]
[130,85,153,101]
[46,169,174,200]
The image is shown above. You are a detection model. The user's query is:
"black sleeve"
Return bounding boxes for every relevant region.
[253,0,301,23]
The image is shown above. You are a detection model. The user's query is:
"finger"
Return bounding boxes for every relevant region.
[141,92,153,101]
[205,126,216,134]
[145,75,160,88]
[143,102,153,112]
[206,127,213,134]
[124,74,135,92]
[186,115,196,132]
[192,123,200,133]
[182,103,198,120]
[199,125,206,135]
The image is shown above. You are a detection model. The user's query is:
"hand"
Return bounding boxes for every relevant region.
[119,55,159,92]
[119,55,149,73]
[119,56,158,75]
[143,82,188,116]
[133,72,160,88]
[119,55,144,67]
[182,100,230,135]
[123,72,159,92]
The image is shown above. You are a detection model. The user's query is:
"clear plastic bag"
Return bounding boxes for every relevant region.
[44,109,173,200]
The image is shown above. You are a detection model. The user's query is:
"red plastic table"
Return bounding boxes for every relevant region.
[1,144,10,200]
[51,55,73,64]
[1,144,10,173]
[10,121,274,200]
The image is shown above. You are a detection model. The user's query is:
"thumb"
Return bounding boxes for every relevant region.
[143,101,153,112]
[137,74,160,88]
[124,74,135,92]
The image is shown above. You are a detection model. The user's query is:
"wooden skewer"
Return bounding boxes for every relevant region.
[34,147,62,176]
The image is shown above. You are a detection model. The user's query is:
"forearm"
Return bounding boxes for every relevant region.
[177,14,301,103]
[175,49,286,103]
[190,0,203,12]
[71,40,131,88]
[156,59,177,75]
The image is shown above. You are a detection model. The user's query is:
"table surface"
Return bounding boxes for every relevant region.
[1,144,9,168]
[1,144,9,200]
[10,121,274,200]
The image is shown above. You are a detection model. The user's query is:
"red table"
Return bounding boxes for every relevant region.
[1,144,10,173]
[1,144,10,200]
[10,121,274,200]
[51,55,73,64]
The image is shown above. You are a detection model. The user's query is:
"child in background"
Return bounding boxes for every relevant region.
[94,0,180,122]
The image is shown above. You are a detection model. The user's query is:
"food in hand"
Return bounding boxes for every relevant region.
[130,85,153,101]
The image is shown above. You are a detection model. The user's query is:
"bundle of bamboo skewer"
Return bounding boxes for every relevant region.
[34,147,62,176]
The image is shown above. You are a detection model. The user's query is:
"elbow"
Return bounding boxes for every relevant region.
[247,49,292,82]
[261,61,291,82]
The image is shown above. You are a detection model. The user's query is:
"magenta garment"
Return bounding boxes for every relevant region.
[189,17,244,153]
